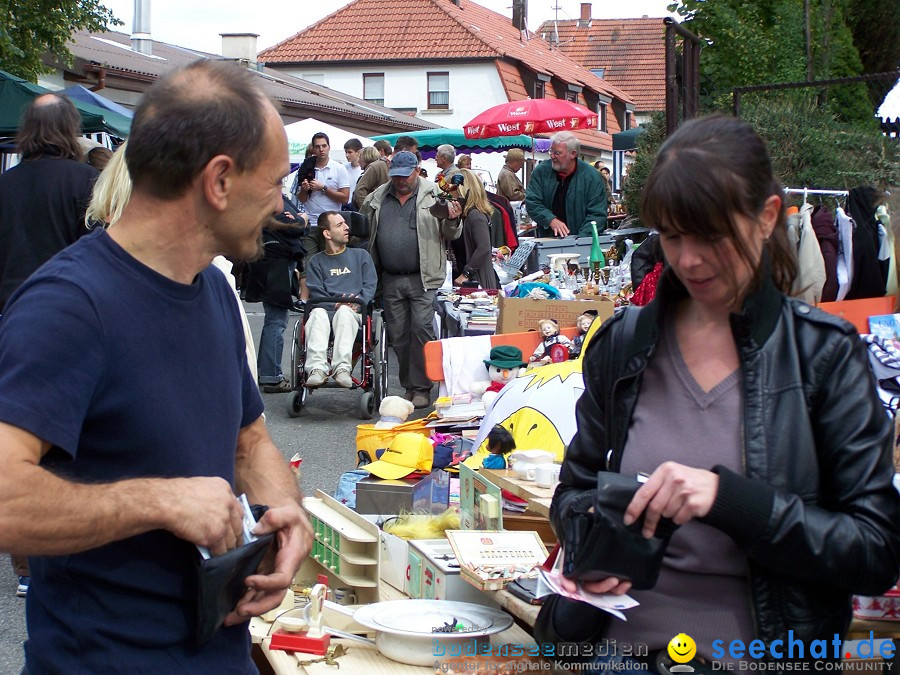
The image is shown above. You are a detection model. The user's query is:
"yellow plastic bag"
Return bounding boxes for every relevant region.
[355,419,431,465]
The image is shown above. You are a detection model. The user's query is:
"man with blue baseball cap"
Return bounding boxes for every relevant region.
[361,151,463,410]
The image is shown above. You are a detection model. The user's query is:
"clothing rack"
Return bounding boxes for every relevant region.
[784,187,849,201]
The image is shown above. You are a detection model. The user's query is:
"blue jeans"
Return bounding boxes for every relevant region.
[257,302,289,384]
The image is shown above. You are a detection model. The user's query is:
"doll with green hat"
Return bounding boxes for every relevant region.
[472,345,528,409]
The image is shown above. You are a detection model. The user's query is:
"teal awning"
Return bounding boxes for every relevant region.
[371,127,533,156]
[0,70,131,137]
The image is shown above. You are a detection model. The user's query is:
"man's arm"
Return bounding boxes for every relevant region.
[0,422,245,557]
[579,173,608,236]
[359,251,378,306]
[228,416,312,624]
[304,253,327,299]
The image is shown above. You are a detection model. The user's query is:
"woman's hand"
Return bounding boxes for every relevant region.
[624,461,719,538]
[558,573,632,596]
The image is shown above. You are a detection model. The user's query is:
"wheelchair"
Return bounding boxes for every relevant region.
[285,212,388,419]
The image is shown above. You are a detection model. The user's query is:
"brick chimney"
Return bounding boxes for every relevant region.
[578,3,592,27]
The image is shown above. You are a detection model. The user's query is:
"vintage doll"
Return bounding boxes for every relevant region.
[530,318,572,366]
[568,310,598,359]
[472,345,528,408]
[482,425,517,470]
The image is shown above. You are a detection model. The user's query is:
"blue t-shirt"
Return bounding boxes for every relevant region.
[0,229,265,673]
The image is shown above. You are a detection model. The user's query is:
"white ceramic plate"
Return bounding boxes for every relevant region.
[352,599,512,637]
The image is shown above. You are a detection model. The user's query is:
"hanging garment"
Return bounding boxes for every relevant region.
[861,334,900,417]
[810,205,839,302]
[790,203,826,304]
[835,207,855,301]
[846,186,887,299]
[876,205,896,296]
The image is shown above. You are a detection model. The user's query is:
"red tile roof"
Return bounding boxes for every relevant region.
[535,17,667,112]
[259,0,634,108]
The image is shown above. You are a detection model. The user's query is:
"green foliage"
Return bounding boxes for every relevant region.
[620,103,898,228]
[741,95,900,190]
[668,0,877,123]
[622,112,667,222]
[0,0,122,82]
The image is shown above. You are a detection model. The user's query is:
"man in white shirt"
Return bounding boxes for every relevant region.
[297,132,350,230]
[343,138,363,206]
[296,132,351,298]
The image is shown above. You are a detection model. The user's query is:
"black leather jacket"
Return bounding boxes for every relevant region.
[539,269,900,662]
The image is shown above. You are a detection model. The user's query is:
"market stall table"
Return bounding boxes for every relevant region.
[480,468,556,518]
[250,605,536,674]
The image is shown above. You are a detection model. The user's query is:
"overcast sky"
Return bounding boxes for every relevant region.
[99,0,677,55]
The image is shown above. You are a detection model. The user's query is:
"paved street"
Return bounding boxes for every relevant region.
[0,299,420,672]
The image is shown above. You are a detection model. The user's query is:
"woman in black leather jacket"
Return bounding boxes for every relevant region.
[536,116,900,671]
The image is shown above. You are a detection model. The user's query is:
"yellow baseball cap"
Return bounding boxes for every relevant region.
[363,433,434,480]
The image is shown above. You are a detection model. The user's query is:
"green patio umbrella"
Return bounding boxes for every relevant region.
[370,127,532,159]
[0,70,131,137]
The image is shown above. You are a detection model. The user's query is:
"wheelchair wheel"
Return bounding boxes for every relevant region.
[289,318,305,389]
[287,388,307,418]
[358,391,375,420]
[372,312,388,405]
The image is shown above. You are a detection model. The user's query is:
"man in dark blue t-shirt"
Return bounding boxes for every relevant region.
[0,61,312,673]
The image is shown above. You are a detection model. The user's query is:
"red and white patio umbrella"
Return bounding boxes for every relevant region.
[463,98,598,139]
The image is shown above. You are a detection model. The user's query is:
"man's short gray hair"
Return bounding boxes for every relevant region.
[436,144,456,162]
[551,131,579,154]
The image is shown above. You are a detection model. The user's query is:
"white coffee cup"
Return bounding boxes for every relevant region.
[534,463,561,489]
[512,462,536,481]
[333,587,357,605]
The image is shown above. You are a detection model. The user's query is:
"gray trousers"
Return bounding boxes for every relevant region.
[381,273,436,394]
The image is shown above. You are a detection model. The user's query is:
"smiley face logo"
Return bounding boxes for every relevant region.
[667,633,697,664]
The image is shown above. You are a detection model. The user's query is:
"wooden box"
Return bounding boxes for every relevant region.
[445,530,548,592]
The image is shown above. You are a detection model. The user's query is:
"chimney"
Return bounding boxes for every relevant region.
[451,0,461,6]
[578,2,592,27]
[131,0,152,55]
[512,0,527,30]
[221,33,259,67]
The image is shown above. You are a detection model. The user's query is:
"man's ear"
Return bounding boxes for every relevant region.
[201,154,236,212]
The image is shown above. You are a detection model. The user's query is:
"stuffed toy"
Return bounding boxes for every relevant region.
[529,319,572,366]
[568,310,598,359]
[471,345,528,408]
[373,395,415,430]
[482,425,517,470]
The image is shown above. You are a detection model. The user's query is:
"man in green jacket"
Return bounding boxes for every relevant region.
[525,131,607,237]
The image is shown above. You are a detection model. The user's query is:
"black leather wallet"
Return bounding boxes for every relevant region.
[560,472,678,590]
[506,577,544,605]
[194,505,275,644]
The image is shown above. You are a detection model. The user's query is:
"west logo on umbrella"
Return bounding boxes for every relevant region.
[463,98,598,139]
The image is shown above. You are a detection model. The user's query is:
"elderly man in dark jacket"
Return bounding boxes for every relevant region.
[525,131,607,237]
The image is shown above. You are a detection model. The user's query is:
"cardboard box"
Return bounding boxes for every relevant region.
[496,296,615,334]
[446,530,549,591]
[355,470,450,516]
[407,539,498,607]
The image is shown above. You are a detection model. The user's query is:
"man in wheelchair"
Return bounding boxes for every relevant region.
[304,211,377,388]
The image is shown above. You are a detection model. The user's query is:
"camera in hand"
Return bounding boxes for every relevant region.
[296,155,318,186]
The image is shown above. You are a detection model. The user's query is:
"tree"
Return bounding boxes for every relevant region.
[0,0,122,82]
[667,0,873,123]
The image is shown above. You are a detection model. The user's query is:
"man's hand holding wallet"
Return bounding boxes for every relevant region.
[192,493,313,644]
[223,501,313,629]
